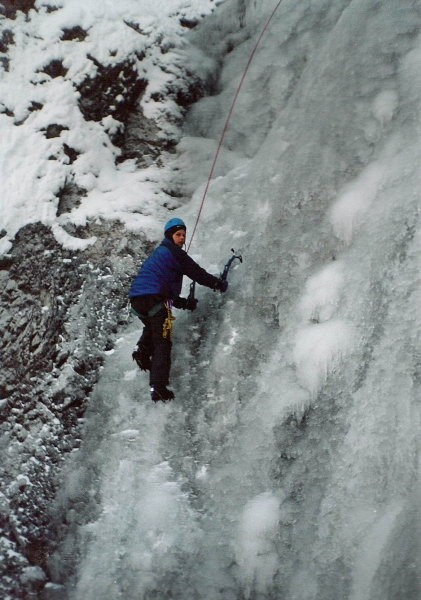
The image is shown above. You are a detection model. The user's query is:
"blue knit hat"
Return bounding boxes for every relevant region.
[164,217,186,239]
[164,217,186,232]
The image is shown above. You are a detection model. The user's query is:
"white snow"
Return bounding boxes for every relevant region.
[0,0,223,254]
[330,161,386,244]
[51,223,97,250]
[123,369,138,381]
[298,260,345,323]
[293,319,354,396]
[372,90,398,126]
[235,492,280,598]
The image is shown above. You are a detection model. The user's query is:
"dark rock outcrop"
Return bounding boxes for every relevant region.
[0,1,36,19]
[0,221,153,599]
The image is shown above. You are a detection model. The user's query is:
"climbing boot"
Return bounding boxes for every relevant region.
[132,350,151,371]
[150,386,174,403]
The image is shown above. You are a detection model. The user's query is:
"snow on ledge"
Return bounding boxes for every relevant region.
[51,223,97,251]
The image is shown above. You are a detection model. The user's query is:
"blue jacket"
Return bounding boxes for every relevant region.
[129,238,219,299]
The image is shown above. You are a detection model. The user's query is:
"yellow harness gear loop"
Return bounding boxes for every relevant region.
[162,302,175,339]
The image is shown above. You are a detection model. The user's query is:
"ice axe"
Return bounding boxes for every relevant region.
[187,248,243,302]
[220,248,243,282]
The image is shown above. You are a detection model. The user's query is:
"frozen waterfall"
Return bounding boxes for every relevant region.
[56,1,420,598]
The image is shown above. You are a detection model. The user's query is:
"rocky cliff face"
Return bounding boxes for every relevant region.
[0,2,216,596]
[0,220,148,599]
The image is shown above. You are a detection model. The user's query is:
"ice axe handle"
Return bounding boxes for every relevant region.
[188,280,196,301]
[221,249,243,281]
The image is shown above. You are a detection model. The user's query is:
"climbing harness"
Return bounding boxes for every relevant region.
[187,0,284,252]
[130,301,165,320]
[220,249,243,282]
[130,299,174,339]
[162,301,176,339]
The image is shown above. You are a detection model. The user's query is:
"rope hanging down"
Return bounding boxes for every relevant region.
[187,0,284,252]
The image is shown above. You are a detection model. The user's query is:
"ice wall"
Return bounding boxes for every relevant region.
[60,1,420,598]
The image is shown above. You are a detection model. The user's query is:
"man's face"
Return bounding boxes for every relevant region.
[172,229,186,247]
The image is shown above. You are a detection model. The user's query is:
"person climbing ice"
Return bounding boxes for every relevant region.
[129,217,228,402]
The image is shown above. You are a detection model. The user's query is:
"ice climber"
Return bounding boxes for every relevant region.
[129,217,228,402]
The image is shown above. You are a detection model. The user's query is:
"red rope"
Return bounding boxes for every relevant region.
[187,0,283,252]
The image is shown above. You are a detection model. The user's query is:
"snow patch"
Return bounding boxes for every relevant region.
[372,90,398,125]
[235,492,280,598]
[123,369,138,381]
[195,465,208,480]
[330,162,386,243]
[299,260,344,323]
[51,224,97,251]
[293,320,354,395]
[0,0,221,254]
[20,566,46,585]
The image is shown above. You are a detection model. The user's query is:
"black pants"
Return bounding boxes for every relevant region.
[131,296,172,388]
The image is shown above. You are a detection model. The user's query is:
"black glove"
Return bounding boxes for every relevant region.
[185,297,198,311]
[215,278,228,293]
[172,296,187,309]
[173,296,198,311]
